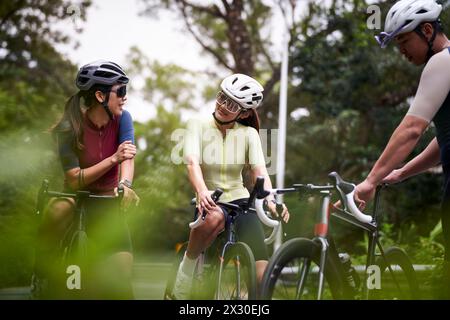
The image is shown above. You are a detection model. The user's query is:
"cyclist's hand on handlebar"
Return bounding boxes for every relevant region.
[197,190,217,212]
[354,179,376,211]
[267,200,290,223]
[115,186,140,210]
[112,141,136,164]
[333,200,342,210]
[381,169,403,184]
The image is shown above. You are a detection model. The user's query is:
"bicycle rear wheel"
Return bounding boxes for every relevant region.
[371,246,419,300]
[260,238,346,300]
[215,242,257,300]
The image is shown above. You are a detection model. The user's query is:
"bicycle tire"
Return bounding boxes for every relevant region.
[260,238,346,300]
[215,241,257,300]
[371,246,419,300]
[66,231,89,264]
[59,230,89,298]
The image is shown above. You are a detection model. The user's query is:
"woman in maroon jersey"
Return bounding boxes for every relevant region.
[32,61,139,299]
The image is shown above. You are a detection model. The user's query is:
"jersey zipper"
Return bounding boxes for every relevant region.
[99,129,103,159]
[221,132,227,201]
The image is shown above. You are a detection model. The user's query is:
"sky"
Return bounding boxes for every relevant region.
[56,0,219,122]
[54,0,304,123]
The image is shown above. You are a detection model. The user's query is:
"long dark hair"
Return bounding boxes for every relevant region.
[237,109,260,132]
[51,85,110,150]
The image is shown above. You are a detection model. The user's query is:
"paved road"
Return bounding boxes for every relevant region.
[0,262,172,300]
[0,263,437,300]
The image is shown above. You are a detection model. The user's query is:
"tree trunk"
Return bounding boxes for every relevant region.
[225,0,254,75]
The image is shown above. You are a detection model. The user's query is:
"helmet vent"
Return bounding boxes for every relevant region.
[241,86,250,91]
[93,70,115,78]
[101,64,125,75]
[232,77,238,85]
[78,77,88,84]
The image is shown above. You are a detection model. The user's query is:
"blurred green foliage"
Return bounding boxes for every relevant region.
[0,0,91,286]
[1,0,450,291]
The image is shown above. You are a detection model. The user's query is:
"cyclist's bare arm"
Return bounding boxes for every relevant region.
[65,141,136,190]
[366,115,429,186]
[356,50,450,205]
[384,137,440,183]
[186,155,215,211]
[120,158,134,184]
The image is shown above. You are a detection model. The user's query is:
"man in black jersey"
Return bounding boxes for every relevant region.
[354,0,450,298]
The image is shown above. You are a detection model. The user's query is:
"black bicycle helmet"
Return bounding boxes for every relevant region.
[75,60,129,91]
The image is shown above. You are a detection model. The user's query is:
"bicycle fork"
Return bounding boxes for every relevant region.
[300,191,331,300]
[216,217,238,300]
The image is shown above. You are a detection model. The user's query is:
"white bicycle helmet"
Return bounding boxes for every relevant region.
[220,74,264,109]
[375,0,442,48]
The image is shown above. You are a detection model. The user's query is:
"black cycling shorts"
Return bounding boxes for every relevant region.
[441,164,450,262]
[82,197,133,257]
[219,198,269,261]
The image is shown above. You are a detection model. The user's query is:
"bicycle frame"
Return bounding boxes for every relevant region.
[215,206,242,300]
[33,179,125,299]
[187,179,279,300]
[189,202,255,300]
[37,180,124,240]
[256,171,414,300]
[299,184,402,300]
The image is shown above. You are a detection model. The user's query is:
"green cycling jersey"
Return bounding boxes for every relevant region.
[183,117,266,202]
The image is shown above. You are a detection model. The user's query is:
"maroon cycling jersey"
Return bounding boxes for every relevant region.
[57,110,134,193]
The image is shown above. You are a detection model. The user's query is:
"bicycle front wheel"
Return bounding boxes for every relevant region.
[215,242,257,300]
[260,238,346,300]
[371,246,419,300]
[63,230,89,267]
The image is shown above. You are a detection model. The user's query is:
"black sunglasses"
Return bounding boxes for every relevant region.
[110,85,127,98]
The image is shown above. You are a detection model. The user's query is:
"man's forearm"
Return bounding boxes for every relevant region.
[367,115,428,185]
[400,137,440,180]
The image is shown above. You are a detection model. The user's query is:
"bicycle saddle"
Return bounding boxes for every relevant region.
[328,172,355,194]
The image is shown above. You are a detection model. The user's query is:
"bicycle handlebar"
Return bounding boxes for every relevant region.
[45,190,124,199]
[327,172,373,224]
[188,189,223,229]
[253,176,297,244]
[38,179,124,202]
[36,179,124,216]
[188,178,282,245]
[256,172,374,225]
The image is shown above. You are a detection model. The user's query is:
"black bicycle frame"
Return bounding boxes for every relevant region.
[295,183,398,300]
[309,184,404,300]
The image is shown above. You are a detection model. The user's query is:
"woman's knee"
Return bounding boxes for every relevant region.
[44,198,75,231]
[106,252,134,279]
[201,209,225,234]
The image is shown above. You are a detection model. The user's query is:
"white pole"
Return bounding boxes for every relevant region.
[274,24,290,251]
